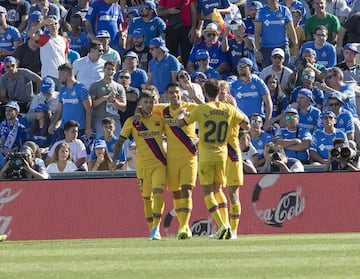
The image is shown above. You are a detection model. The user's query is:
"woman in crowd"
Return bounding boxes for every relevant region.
[176,70,205,104]
[46,142,78,173]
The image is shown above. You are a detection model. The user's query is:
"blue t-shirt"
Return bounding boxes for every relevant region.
[196,0,231,16]
[30,127,57,148]
[228,37,258,73]
[317,108,355,135]
[0,26,21,51]
[59,82,91,129]
[114,68,148,91]
[148,53,181,94]
[230,74,270,117]
[256,5,292,47]
[128,16,166,47]
[310,128,348,159]
[203,67,220,80]
[250,131,273,160]
[299,41,337,67]
[243,16,255,35]
[297,106,321,132]
[69,32,90,56]
[290,86,324,108]
[271,92,288,117]
[86,0,123,45]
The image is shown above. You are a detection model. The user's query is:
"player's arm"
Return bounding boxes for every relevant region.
[177,108,188,128]
[240,114,250,131]
[113,136,127,163]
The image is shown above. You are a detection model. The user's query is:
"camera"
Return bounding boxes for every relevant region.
[5,152,29,179]
[331,147,357,160]
[269,150,281,161]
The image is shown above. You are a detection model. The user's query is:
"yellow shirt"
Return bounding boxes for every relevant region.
[184,101,244,162]
[120,113,166,168]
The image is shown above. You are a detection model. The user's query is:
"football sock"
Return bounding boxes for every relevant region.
[214,191,229,224]
[173,198,182,227]
[153,193,164,227]
[182,197,193,229]
[143,198,153,231]
[230,203,241,232]
[204,193,223,227]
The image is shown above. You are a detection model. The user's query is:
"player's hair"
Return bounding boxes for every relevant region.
[204,79,219,98]
[166,82,180,92]
[139,90,156,100]
[64,120,80,131]
[218,80,229,91]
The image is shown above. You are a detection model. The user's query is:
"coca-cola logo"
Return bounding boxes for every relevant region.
[252,174,305,227]
[0,188,23,236]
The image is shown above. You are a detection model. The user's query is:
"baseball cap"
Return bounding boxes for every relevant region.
[131,28,145,37]
[29,11,43,23]
[190,71,207,82]
[142,1,157,16]
[129,140,136,147]
[33,103,49,112]
[203,22,219,35]
[303,48,317,57]
[4,101,20,112]
[298,88,314,104]
[96,30,111,38]
[94,139,107,149]
[250,1,263,9]
[124,51,139,60]
[149,37,169,52]
[124,7,139,17]
[285,106,298,114]
[41,77,55,94]
[48,14,59,21]
[327,93,344,104]
[271,48,285,58]
[238,57,253,68]
[322,110,336,119]
[3,56,16,64]
[343,43,359,54]
[0,6,7,14]
[195,49,209,60]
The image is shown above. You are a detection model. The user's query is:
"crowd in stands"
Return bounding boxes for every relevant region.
[0,0,359,179]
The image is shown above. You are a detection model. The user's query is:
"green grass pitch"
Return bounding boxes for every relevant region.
[1,233,360,279]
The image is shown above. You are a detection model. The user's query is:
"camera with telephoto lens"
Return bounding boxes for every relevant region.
[5,152,29,179]
[270,150,281,161]
[331,147,357,160]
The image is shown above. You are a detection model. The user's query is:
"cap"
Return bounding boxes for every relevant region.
[271,48,285,58]
[29,11,43,23]
[250,1,263,9]
[303,48,316,57]
[230,19,245,27]
[149,37,169,52]
[96,30,111,38]
[322,110,336,119]
[195,49,209,60]
[40,77,55,94]
[124,51,139,60]
[0,6,7,14]
[285,106,298,114]
[129,140,136,147]
[343,43,359,54]
[48,14,59,21]
[4,101,20,112]
[298,88,314,104]
[131,28,145,37]
[238,57,253,67]
[190,71,207,82]
[94,139,107,149]
[3,56,16,64]
[33,103,49,112]
[327,93,344,104]
[143,1,157,16]
[124,7,139,17]
[202,23,219,36]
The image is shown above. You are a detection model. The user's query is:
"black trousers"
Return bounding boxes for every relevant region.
[165,25,193,66]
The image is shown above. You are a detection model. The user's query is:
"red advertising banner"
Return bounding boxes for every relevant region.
[0,172,359,241]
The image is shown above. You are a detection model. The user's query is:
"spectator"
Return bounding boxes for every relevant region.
[310,110,348,164]
[46,120,88,170]
[194,49,220,80]
[128,28,151,72]
[196,0,231,28]
[64,0,90,32]
[187,23,229,76]
[46,142,78,173]
[255,0,299,68]
[259,142,304,173]
[248,113,273,167]
[288,9,306,65]
[304,0,340,44]
[85,0,124,50]
[299,25,337,67]
[90,60,126,137]
[275,106,312,163]
[27,15,69,88]
[218,80,236,106]
[260,48,294,93]
[0,145,49,179]
[337,12,360,53]
[243,1,263,36]
[117,69,140,127]
[49,63,92,139]
[176,70,205,103]
[325,0,350,23]
[126,1,166,49]
[158,0,198,65]
[145,37,181,101]
[293,88,321,132]
[96,30,121,70]
[0,56,41,113]
[290,67,324,110]
[239,130,258,173]
[68,11,90,57]
[1,0,30,33]
[121,139,136,171]
[221,18,257,74]
[0,6,22,59]
[230,58,273,131]
[29,0,60,22]
[280,0,307,26]
[88,139,113,171]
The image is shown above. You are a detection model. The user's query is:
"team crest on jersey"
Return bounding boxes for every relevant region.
[307,116,313,122]
[338,119,344,125]
[277,13,283,18]
[150,25,155,31]
[321,51,327,58]
[77,38,81,43]
[258,140,264,147]
[250,84,256,89]
[6,34,12,40]
[71,91,76,96]
[154,121,160,126]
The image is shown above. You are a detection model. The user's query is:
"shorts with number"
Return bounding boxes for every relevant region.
[225,158,243,187]
[167,156,197,192]
[198,160,226,186]
[137,165,166,197]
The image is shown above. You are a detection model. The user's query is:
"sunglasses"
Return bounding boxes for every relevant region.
[206,33,217,37]
[326,74,337,80]
[285,115,297,120]
[119,75,130,79]
[250,119,262,124]
[328,102,340,107]
[303,74,315,81]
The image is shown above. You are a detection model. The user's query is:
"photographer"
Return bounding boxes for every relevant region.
[259,142,304,173]
[324,138,360,172]
[0,146,49,180]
